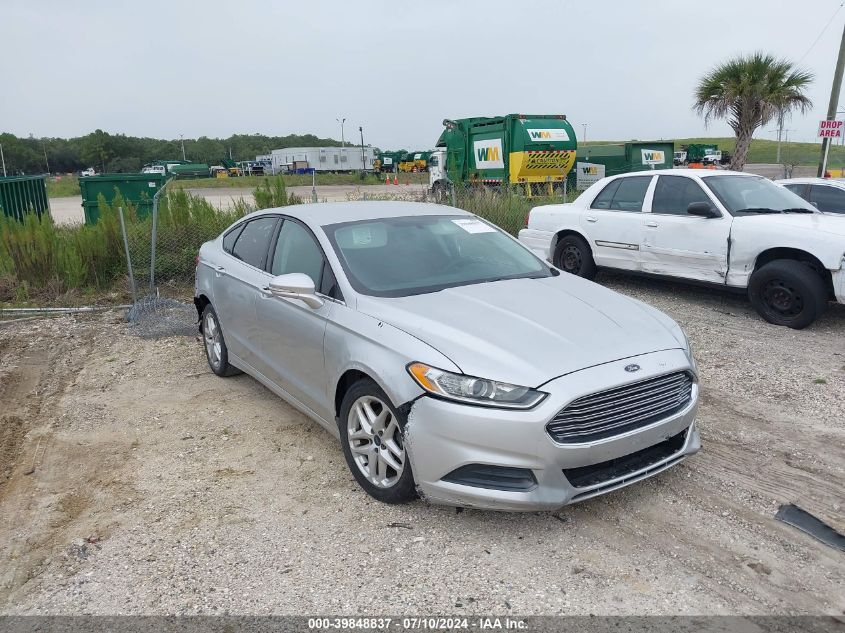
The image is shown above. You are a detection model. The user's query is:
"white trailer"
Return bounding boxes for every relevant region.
[270,146,376,174]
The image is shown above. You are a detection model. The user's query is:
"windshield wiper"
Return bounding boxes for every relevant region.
[780,208,816,214]
[735,207,782,214]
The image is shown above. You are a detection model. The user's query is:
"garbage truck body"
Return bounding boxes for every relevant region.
[429,114,577,196]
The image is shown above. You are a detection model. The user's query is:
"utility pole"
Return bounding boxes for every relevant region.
[180,135,186,161]
[42,142,50,174]
[582,123,587,143]
[337,118,346,147]
[818,21,845,177]
[359,126,365,175]
[0,143,6,177]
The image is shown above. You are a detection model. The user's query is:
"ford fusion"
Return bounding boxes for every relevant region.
[194,202,700,510]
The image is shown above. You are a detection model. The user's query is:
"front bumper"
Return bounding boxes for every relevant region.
[405,349,699,511]
[834,266,845,304]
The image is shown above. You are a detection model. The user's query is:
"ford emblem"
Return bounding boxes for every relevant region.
[624,364,641,373]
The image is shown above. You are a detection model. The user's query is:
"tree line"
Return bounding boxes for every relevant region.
[0,130,348,175]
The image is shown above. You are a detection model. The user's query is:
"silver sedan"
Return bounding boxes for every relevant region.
[194,202,700,510]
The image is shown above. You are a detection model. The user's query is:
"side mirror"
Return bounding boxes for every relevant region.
[686,201,720,218]
[267,273,324,309]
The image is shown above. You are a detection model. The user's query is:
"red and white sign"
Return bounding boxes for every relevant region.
[818,119,843,138]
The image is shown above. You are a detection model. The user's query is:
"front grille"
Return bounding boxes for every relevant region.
[547,371,693,444]
[563,429,688,488]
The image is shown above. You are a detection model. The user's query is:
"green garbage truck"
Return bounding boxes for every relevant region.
[428,114,577,199]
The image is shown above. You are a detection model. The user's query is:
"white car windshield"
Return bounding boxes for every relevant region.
[704,175,816,215]
[325,215,552,297]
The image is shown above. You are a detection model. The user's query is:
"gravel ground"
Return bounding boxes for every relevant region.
[0,275,843,616]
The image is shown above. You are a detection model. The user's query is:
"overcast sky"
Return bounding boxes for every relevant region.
[2,0,844,150]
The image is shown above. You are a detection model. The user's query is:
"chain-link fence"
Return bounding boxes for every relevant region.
[120,187,244,339]
[116,177,572,337]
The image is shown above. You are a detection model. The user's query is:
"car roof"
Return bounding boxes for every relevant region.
[608,168,754,179]
[774,177,845,188]
[238,201,472,229]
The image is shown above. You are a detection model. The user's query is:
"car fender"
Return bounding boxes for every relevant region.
[727,220,845,287]
[324,307,462,415]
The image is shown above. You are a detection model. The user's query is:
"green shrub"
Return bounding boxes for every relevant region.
[254,176,303,209]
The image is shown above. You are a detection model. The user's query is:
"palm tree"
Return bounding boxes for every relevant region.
[694,53,813,171]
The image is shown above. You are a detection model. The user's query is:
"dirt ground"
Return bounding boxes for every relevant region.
[0,275,843,615]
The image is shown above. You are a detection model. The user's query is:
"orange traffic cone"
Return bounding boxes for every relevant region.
[385,175,390,185]
[393,175,398,185]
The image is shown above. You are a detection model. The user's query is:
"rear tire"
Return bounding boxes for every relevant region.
[201,304,242,377]
[554,235,597,280]
[748,259,828,329]
[338,379,416,504]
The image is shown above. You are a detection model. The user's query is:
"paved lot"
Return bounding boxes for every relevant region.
[1,274,843,615]
[48,184,429,226]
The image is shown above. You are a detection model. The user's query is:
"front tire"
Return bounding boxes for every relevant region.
[748,260,828,329]
[201,304,242,377]
[554,235,597,280]
[338,379,416,504]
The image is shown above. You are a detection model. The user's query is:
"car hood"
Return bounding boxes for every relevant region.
[354,275,683,387]
[734,212,845,236]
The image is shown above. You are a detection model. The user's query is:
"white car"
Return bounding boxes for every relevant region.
[519,169,845,329]
[80,167,96,177]
[775,177,845,215]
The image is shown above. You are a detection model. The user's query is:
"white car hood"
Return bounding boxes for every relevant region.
[734,212,845,236]
[355,274,682,387]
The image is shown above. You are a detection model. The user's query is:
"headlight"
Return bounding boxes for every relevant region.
[407,362,547,409]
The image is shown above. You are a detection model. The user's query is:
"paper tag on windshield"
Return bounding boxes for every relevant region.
[452,218,496,234]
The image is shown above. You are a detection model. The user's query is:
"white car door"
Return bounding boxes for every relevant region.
[640,174,732,283]
[581,175,654,271]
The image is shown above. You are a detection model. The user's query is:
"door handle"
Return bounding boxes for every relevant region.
[586,216,598,223]
[646,221,659,228]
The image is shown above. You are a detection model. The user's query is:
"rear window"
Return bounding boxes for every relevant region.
[231,217,277,269]
[222,224,244,254]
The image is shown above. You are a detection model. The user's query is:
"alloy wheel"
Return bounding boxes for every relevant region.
[347,395,405,489]
[203,312,223,370]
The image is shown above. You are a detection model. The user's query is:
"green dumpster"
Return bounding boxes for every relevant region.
[79,173,166,225]
[0,175,49,221]
[569,141,675,191]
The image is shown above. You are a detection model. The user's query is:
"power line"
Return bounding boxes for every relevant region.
[798,1,844,64]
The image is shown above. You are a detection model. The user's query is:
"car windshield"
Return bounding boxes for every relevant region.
[324,215,551,297]
[703,175,816,215]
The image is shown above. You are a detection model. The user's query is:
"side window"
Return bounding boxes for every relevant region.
[608,176,651,212]
[652,175,713,216]
[271,220,327,287]
[782,183,807,198]
[807,185,845,213]
[222,223,244,254]
[590,179,621,209]
[231,217,277,268]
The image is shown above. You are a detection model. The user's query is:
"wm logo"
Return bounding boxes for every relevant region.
[477,146,500,162]
[643,151,664,162]
[529,130,552,140]
[581,166,599,174]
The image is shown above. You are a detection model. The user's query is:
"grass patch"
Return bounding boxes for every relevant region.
[452,186,569,236]
[0,189,248,306]
[813,377,828,385]
[46,175,80,198]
